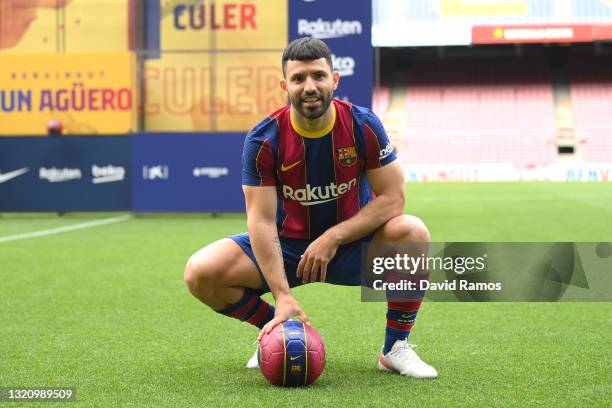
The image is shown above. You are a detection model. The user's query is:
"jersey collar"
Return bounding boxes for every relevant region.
[290,102,336,139]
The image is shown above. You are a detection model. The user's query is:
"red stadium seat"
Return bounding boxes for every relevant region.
[400,58,557,166]
[570,56,612,163]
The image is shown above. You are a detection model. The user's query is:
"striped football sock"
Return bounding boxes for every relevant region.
[383,300,422,355]
[217,288,275,329]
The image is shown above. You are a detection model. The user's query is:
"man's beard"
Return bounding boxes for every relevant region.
[291,91,333,120]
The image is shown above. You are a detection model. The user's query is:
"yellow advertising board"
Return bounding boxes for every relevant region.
[160,0,287,50]
[144,52,286,132]
[0,0,128,54]
[147,0,288,131]
[0,53,135,135]
[64,0,129,52]
[440,0,527,17]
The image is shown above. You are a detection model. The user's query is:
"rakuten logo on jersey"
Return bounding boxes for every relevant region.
[332,54,355,77]
[380,143,394,159]
[297,18,362,39]
[283,178,357,206]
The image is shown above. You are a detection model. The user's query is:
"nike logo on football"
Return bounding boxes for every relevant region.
[290,355,301,361]
[281,161,302,172]
[0,167,29,184]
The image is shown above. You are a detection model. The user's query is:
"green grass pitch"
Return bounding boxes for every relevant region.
[1,182,611,407]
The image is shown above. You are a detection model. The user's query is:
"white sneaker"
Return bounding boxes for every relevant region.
[246,347,259,368]
[378,339,438,379]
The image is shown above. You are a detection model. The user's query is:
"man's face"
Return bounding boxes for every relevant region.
[281,58,339,120]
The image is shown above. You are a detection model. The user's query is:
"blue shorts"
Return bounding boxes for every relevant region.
[229,232,374,294]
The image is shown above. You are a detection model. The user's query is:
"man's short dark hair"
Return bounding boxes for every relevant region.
[282,37,333,76]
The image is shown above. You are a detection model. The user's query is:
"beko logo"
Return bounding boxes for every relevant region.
[332,54,355,77]
[142,165,169,180]
[193,167,229,178]
[39,167,82,182]
[92,165,125,184]
[297,18,362,39]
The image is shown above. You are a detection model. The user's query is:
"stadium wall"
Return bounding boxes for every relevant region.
[0,137,131,211]
[0,133,245,212]
[131,133,244,212]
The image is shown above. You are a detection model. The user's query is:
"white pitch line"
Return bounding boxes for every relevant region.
[407,194,606,203]
[0,215,131,244]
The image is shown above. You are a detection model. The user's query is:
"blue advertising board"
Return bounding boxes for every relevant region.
[0,137,130,211]
[289,0,373,108]
[131,133,245,212]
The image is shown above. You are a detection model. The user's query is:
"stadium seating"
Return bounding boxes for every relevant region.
[569,56,612,163]
[399,58,557,166]
[372,81,390,119]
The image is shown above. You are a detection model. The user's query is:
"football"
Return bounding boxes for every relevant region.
[258,320,325,386]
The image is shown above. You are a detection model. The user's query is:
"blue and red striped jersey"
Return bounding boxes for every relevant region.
[242,99,396,240]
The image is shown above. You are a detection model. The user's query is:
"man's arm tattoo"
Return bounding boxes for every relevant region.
[272,236,289,286]
[272,236,283,257]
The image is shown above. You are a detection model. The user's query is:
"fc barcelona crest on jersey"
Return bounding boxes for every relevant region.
[337,146,358,167]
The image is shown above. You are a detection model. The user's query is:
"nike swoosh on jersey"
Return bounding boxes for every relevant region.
[0,167,29,183]
[280,161,302,172]
[298,197,337,206]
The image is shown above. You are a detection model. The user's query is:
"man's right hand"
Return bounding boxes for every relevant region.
[258,293,309,340]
